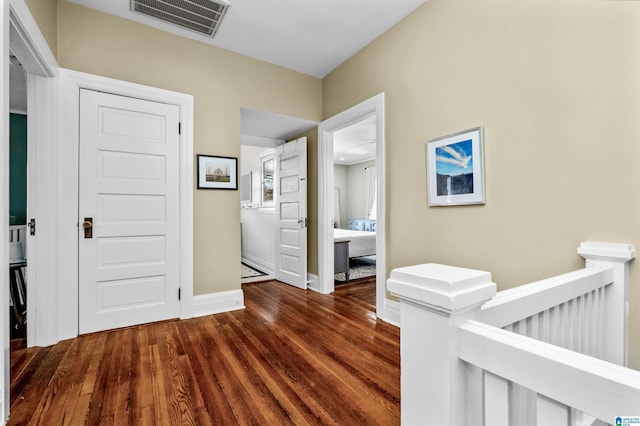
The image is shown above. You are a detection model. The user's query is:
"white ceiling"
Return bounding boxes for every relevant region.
[240,108,376,165]
[11,1,400,163]
[333,115,376,165]
[240,107,317,147]
[67,0,426,78]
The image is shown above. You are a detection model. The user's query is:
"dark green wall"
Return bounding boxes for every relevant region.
[10,113,27,225]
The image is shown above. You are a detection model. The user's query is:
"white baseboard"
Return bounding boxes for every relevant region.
[191,289,245,318]
[307,273,320,293]
[383,299,401,328]
[241,274,275,284]
[241,253,275,276]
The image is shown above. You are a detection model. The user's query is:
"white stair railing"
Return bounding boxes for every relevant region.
[388,242,639,426]
[458,320,640,426]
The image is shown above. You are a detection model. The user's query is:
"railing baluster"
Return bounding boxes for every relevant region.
[576,295,583,353]
[531,313,540,340]
[484,372,509,426]
[568,299,580,351]
[596,287,604,359]
[586,290,594,356]
[537,394,571,426]
[541,309,550,343]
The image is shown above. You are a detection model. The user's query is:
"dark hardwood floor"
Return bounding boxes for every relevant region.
[9,277,399,425]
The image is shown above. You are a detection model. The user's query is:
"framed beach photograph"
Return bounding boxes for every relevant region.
[426,127,485,206]
[197,154,238,190]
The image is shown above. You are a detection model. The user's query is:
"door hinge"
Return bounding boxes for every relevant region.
[178,288,181,300]
[178,122,181,135]
[28,218,36,236]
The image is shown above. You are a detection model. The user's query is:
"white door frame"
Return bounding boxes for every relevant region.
[317,93,387,319]
[1,2,10,421]
[58,69,194,341]
[3,0,58,419]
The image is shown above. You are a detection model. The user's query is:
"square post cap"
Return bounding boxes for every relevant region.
[578,242,635,262]
[388,263,496,312]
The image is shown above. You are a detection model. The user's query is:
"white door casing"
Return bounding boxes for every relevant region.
[275,137,308,289]
[317,94,388,320]
[5,1,59,420]
[78,89,180,334]
[1,1,9,421]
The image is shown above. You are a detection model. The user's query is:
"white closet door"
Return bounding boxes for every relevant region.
[78,89,180,334]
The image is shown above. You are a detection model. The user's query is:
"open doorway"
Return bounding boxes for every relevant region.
[240,142,278,283]
[317,93,386,318]
[8,53,27,346]
[332,115,377,290]
[239,108,317,285]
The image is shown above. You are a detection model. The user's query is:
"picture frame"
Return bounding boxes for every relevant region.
[426,126,485,206]
[197,154,238,190]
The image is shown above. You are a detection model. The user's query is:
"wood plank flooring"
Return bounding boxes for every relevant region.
[8,277,399,425]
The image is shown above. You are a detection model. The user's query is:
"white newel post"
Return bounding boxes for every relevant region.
[388,263,496,426]
[577,241,635,366]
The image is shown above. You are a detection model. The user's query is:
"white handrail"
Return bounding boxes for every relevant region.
[458,320,640,422]
[478,265,612,328]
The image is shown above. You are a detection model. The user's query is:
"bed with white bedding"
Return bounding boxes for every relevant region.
[333,228,376,258]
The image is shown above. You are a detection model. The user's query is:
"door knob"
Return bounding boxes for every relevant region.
[83,217,93,239]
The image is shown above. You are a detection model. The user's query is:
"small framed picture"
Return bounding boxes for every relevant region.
[426,127,485,206]
[197,154,238,190]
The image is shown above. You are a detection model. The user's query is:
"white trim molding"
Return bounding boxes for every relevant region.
[191,290,245,318]
[307,273,320,293]
[383,299,401,328]
[56,69,194,341]
[241,253,275,277]
[4,1,59,420]
[2,1,11,420]
[9,0,58,77]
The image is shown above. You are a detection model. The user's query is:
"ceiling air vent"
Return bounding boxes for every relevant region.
[131,0,230,38]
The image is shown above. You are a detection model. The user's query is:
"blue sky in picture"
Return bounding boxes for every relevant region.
[435,140,473,176]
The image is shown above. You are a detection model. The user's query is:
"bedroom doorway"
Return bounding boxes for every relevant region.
[332,116,377,285]
[317,93,386,318]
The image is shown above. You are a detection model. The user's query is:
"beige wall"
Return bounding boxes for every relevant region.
[24,0,57,58]
[54,1,322,294]
[323,0,640,369]
[347,160,376,221]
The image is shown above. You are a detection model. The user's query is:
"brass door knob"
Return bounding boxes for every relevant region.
[83,217,93,238]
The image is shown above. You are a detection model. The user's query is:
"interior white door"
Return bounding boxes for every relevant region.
[275,137,308,289]
[78,89,180,334]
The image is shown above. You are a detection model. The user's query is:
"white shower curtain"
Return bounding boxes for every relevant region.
[365,166,377,220]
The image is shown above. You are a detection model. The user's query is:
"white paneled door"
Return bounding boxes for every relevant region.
[275,137,308,289]
[78,89,180,334]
